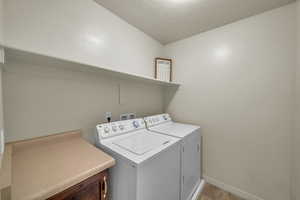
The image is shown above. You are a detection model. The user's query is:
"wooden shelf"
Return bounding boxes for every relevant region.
[2,46,181,87]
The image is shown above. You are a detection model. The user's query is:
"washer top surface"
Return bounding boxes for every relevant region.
[100,130,179,164]
[145,114,200,138]
[150,122,200,138]
[96,119,180,165]
[113,132,171,155]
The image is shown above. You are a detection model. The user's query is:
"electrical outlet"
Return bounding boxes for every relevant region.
[128,113,136,119]
[120,114,128,121]
[105,112,112,122]
[120,113,136,120]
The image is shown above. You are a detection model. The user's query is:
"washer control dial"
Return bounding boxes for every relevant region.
[119,124,124,130]
[133,121,139,128]
[112,125,117,132]
[104,127,110,134]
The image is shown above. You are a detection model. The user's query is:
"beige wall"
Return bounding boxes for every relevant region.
[0,65,3,130]
[294,2,300,200]
[3,0,162,77]
[0,62,3,166]
[2,57,164,143]
[1,0,165,144]
[0,0,3,44]
[164,4,296,200]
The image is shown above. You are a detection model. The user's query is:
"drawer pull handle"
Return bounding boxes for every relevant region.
[103,176,108,199]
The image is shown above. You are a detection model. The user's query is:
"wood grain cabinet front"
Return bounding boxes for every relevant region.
[47,171,109,200]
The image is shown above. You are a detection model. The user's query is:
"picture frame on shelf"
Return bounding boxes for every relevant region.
[155,58,172,82]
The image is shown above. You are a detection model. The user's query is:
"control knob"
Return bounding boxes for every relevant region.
[133,121,139,128]
[119,124,124,130]
[104,127,110,134]
[112,125,117,132]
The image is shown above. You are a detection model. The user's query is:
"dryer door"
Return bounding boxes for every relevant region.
[182,131,201,200]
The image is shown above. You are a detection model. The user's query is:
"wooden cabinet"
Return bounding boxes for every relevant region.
[47,171,108,200]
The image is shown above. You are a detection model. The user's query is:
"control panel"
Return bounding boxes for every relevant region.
[97,118,146,139]
[144,114,172,127]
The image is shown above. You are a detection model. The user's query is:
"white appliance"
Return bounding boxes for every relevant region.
[96,118,181,200]
[144,114,205,200]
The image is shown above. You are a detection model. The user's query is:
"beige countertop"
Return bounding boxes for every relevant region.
[10,130,115,200]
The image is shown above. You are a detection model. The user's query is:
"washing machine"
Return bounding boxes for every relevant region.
[144,114,205,200]
[96,118,181,200]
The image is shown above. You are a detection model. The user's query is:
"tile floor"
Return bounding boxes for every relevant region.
[199,184,244,200]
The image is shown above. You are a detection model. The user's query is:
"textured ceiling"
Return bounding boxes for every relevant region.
[95,0,295,44]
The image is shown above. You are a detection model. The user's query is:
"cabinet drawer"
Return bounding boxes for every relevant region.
[47,170,109,200]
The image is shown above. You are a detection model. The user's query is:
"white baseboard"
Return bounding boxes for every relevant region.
[203,175,265,200]
[191,179,206,200]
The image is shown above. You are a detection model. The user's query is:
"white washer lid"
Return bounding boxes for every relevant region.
[149,122,200,138]
[113,132,171,155]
